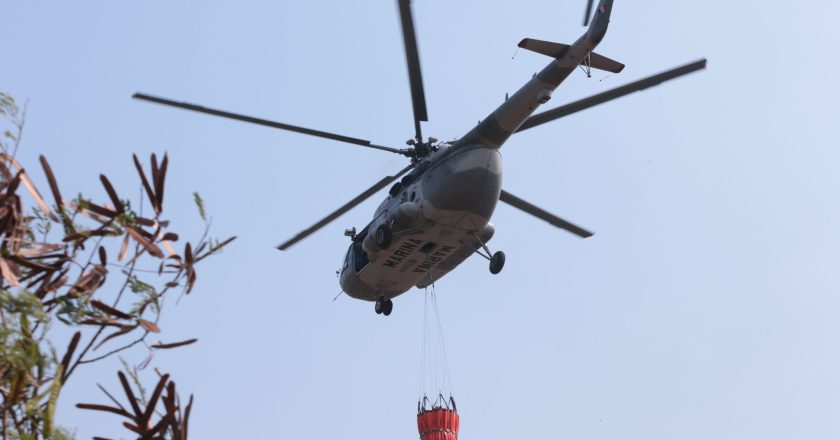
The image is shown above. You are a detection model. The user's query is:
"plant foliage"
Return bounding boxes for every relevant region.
[0,93,234,439]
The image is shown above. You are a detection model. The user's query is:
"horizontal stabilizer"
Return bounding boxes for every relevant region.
[589,52,624,73]
[518,38,570,58]
[517,38,625,73]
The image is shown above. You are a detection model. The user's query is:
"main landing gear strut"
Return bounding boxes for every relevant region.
[375,296,394,316]
[472,233,505,275]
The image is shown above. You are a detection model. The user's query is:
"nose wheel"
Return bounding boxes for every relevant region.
[375,296,393,316]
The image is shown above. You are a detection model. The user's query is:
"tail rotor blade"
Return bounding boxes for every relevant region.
[397,0,429,141]
[276,165,414,250]
[516,59,707,133]
[499,190,593,238]
[133,93,405,155]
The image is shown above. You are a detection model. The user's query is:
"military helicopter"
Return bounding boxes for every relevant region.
[134,0,706,316]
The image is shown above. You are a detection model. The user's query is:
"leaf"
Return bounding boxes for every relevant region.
[44,363,63,437]
[125,226,163,258]
[187,269,197,294]
[183,393,194,437]
[118,233,129,261]
[161,240,176,257]
[118,371,143,417]
[133,153,158,214]
[139,319,160,333]
[82,200,118,219]
[151,153,159,186]
[141,373,170,428]
[9,370,26,405]
[99,245,107,266]
[0,153,56,220]
[0,257,20,287]
[122,421,143,434]
[76,403,133,419]
[91,300,132,320]
[151,338,197,350]
[60,331,81,381]
[39,155,75,232]
[79,318,122,327]
[154,153,168,212]
[133,216,156,227]
[184,242,193,265]
[39,155,63,206]
[16,243,65,258]
[193,192,206,220]
[95,325,137,350]
[99,174,124,214]
[69,265,107,296]
[148,412,174,437]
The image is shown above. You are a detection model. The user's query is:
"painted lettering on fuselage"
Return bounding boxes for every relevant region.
[382,239,424,268]
[413,245,455,273]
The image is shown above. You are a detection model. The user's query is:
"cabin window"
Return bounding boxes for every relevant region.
[353,241,369,272]
[389,182,401,197]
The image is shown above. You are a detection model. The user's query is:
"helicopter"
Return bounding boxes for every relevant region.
[134,0,706,316]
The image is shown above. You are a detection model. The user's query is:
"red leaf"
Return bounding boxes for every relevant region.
[118,371,143,418]
[139,319,161,333]
[133,154,158,214]
[154,153,168,212]
[99,174,124,214]
[151,338,197,350]
[76,403,132,419]
[118,233,129,262]
[95,325,137,350]
[91,300,132,320]
[38,155,64,213]
[61,331,81,381]
[125,227,163,258]
[0,257,20,287]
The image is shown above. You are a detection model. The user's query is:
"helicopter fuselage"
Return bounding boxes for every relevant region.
[339,0,615,302]
[340,143,501,300]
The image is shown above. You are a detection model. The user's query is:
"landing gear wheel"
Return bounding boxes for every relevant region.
[375,298,384,315]
[489,251,506,274]
[382,299,393,316]
[374,224,392,249]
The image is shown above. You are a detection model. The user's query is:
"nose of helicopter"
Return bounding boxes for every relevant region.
[420,146,502,230]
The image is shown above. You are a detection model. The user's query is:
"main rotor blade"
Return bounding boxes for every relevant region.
[277,165,414,250]
[132,93,404,155]
[583,0,595,26]
[397,0,429,140]
[499,190,593,238]
[516,59,707,133]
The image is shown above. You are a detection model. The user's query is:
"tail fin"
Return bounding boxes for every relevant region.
[518,38,625,73]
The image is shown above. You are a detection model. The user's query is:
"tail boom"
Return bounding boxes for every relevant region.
[455,0,615,149]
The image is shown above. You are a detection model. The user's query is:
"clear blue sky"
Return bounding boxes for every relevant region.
[5,1,840,438]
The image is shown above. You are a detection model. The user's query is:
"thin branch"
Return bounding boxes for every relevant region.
[11,99,27,159]
[64,256,137,381]
[77,332,148,365]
